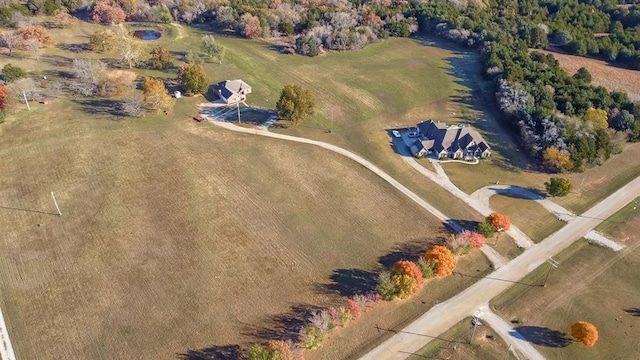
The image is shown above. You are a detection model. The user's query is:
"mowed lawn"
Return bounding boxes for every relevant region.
[491,201,640,359]
[0,96,483,359]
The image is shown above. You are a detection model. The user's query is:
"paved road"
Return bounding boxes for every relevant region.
[476,303,544,360]
[202,118,506,268]
[360,174,640,359]
[0,306,16,360]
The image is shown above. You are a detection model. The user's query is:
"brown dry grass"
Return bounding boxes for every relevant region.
[491,201,640,359]
[535,49,640,101]
[406,317,517,360]
[0,95,492,360]
[489,196,565,243]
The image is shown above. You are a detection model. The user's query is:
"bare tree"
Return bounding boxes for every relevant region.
[25,38,39,60]
[113,24,141,68]
[120,97,146,117]
[71,59,106,96]
[0,31,21,56]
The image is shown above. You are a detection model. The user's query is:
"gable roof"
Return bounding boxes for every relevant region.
[416,120,490,154]
[214,79,252,99]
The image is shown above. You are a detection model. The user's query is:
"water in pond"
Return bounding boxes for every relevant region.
[133,30,161,41]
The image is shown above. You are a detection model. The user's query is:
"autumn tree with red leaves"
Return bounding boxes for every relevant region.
[571,321,599,346]
[462,230,485,249]
[391,260,423,287]
[487,212,511,231]
[424,246,457,277]
[346,299,360,319]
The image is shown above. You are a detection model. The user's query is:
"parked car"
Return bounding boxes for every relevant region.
[392,130,401,138]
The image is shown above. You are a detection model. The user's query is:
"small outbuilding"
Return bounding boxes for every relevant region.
[212,79,252,105]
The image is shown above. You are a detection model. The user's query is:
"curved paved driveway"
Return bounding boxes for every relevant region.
[401,156,534,248]
[471,185,574,221]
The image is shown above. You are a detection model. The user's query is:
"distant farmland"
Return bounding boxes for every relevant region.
[535,49,640,101]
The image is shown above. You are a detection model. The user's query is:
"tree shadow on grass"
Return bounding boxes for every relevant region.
[244,304,322,342]
[177,344,244,360]
[511,326,572,347]
[625,307,640,316]
[73,99,123,117]
[326,268,378,297]
[378,238,445,268]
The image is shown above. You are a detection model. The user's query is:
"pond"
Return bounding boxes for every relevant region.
[133,30,161,41]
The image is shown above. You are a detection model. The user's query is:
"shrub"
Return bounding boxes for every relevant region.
[308,310,331,333]
[2,63,26,82]
[148,46,173,70]
[338,306,353,326]
[391,260,423,287]
[266,340,293,360]
[424,246,457,277]
[477,220,496,238]
[142,76,174,111]
[247,344,278,360]
[346,298,361,319]
[571,321,599,347]
[417,256,437,279]
[299,324,326,349]
[17,26,54,47]
[392,273,418,299]
[0,85,8,109]
[98,70,136,97]
[120,97,145,117]
[376,271,396,301]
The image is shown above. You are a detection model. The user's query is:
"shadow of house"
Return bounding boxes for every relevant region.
[511,326,572,347]
[491,186,547,200]
[178,344,244,360]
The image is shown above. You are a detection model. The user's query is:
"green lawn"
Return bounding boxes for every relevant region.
[489,195,565,243]
[490,201,640,360]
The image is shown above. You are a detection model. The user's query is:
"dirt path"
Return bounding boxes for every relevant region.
[361,175,640,360]
[0,306,16,360]
[203,118,507,269]
[476,304,544,360]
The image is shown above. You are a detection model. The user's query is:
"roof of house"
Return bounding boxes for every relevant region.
[416,120,490,154]
[214,79,251,99]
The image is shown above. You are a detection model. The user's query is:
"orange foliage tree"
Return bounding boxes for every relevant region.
[424,246,457,277]
[487,212,511,231]
[571,321,599,346]
[266,340,293,360]
[391,260,423,287]
[17,26,54,47]
[543,146,572,172]
[0,85,8,110]
[142,77,174,111]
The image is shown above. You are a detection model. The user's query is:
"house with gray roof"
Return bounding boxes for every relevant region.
[410,120,491,160]
[213,79,252,104]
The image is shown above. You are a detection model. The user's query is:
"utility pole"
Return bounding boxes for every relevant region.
[50,192,61,216]
[469,316,482,345]
[23,91,30,111]
[543,258,559,287]
[503,344,512,360]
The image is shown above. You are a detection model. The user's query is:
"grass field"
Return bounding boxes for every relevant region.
[489,196,565,243]
[491,201,640,359]
[406,317,517,360]
[0,20,495,360]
